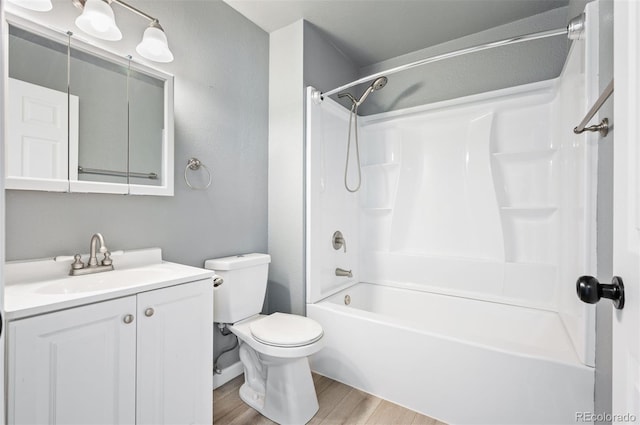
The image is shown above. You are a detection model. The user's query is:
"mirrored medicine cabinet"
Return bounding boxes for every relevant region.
[5,14,174,196]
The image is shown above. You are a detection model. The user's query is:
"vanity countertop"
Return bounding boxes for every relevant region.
[4,248,214,320]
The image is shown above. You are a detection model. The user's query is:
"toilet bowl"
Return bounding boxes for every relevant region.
[230,313,324,424]
[205,254,325,424]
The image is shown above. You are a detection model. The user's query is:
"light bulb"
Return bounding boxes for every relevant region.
[75,0,122,41]
[136,22,174,63]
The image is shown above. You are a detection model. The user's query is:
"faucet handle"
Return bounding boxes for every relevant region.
[101,251,113,267]
[71,254,85,270]
[332,231,347,253]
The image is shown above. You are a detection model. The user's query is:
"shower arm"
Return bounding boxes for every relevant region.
[311,14,585,103]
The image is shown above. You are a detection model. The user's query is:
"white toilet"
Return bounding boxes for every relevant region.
[205,253,324,425]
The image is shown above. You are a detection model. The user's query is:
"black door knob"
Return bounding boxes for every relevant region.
[576,275,625,309]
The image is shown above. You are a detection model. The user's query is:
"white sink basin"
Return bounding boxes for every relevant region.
[4,248,215,320]
[36,267,171,294]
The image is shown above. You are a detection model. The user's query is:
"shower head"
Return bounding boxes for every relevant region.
[372,76,388,91]
[337,76,388,108]
[356,76,388,106]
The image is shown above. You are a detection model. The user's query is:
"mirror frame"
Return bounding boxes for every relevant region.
[4,12,174,196]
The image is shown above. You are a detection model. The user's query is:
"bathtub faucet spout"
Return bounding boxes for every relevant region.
[335,268,353,278]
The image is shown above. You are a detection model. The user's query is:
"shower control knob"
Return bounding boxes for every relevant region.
[332,231,347,252]
[576,275,625,310]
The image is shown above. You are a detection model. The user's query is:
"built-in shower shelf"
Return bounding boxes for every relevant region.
[500,207,558,217]
[362,207,393,213]
[361,162,399,171]
[491,149,557,161]
[360,162,398,211]
[505,261,556,267]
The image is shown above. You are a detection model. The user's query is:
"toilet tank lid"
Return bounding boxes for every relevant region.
[204,253,271,271]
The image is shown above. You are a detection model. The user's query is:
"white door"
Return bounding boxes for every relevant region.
[612,1,640,422]
[7,78,69,191]
[136,279,213,425]
[8,297,137,424]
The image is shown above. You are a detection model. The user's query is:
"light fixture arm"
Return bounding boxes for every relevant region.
[72,0,162,26]
[110,0,157,25]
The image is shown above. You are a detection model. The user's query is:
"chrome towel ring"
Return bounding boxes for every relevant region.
[184,157,212,190]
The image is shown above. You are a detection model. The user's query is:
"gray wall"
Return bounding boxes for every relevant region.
[303,23,358,95]
[356,7,570,115]
[3,0,268,371]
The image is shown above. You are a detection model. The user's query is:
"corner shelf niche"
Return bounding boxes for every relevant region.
[492,145,559,265]
[360,162,399,210]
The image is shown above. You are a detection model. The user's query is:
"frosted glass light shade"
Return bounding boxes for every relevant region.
[136,25,174,63]
[75,0,122,41]
[6,0,52,11]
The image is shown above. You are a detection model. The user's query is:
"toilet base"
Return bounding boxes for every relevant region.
[238,342,319,424]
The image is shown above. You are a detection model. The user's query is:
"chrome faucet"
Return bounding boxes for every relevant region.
[335,268,353,278]
[69,233,114,276]
[88,233,106,266]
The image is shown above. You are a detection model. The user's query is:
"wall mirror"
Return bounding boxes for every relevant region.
[5,14,174,196]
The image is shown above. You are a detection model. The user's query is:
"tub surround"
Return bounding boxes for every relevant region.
[307,72,593,318]
[306,77,599,422]
[306,2,600,422]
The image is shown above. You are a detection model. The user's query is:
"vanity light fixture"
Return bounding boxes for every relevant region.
[6,0,53,12]
[136,20,174,63]
[72,0,174,63]
[75,0,122,41]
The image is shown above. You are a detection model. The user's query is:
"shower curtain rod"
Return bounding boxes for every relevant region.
[316,14,585,101]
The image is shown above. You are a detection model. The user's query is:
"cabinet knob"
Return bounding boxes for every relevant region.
[123,314,134,324]
[144,307,155,317]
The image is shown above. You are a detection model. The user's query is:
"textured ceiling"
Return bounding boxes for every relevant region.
[223,0,569,68]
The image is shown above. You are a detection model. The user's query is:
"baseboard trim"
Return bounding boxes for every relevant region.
[213,361,243,389]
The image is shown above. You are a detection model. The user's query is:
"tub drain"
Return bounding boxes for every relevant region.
[344,295,351,305]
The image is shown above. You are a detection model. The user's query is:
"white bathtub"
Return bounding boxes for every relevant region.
[307,282,594,425]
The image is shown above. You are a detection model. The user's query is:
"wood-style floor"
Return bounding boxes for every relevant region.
[213,373,446,425]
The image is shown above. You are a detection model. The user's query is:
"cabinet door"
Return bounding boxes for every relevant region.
[8,297,137,425]
[136,279,213,425]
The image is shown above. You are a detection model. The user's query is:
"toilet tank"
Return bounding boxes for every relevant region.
[204,253,271,324]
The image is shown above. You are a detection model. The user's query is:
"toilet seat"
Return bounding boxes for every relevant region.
[250,313,323,347]
[230,314,324,359]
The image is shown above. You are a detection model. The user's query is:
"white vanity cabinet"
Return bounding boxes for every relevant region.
[7,279,213,425]
[136,280,213,425]
[8,296,137,424]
